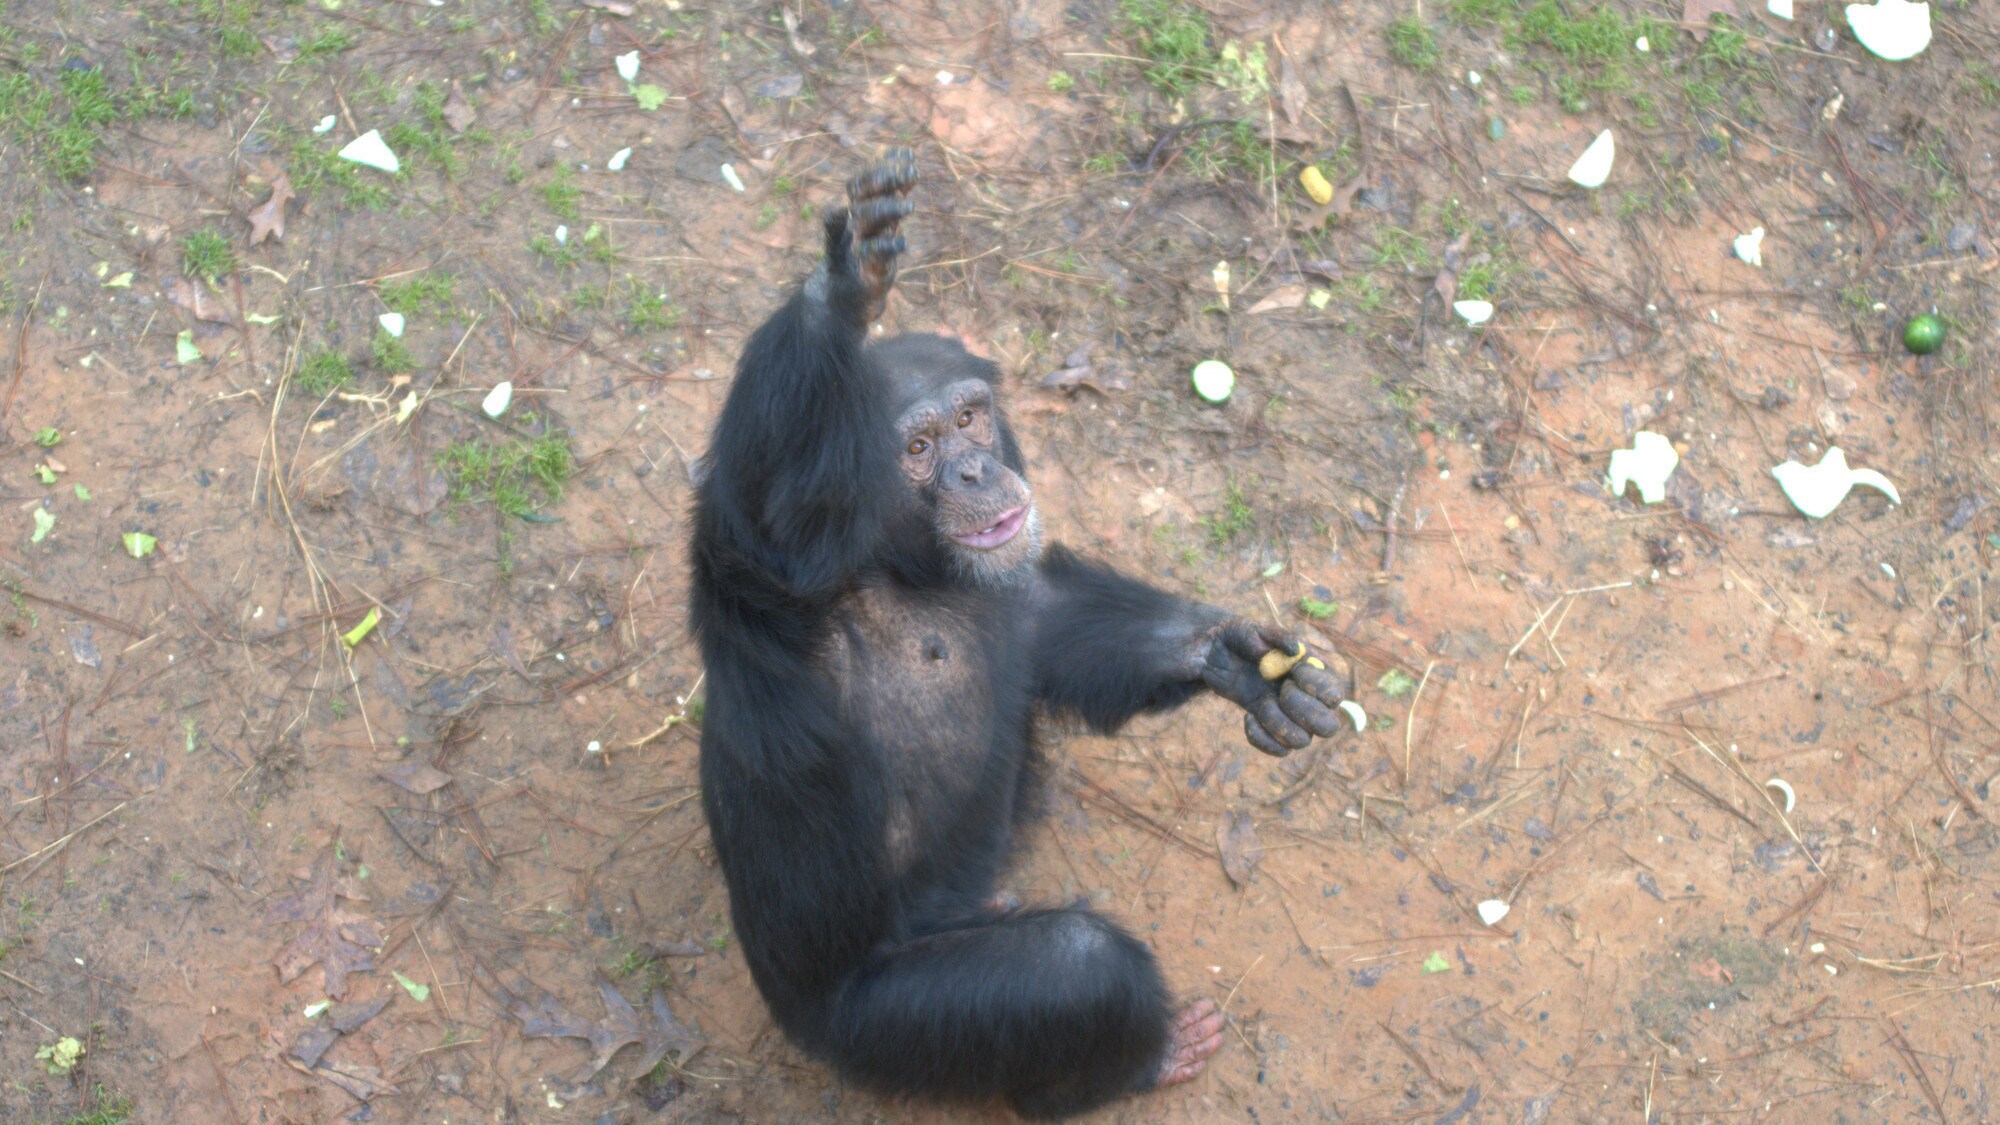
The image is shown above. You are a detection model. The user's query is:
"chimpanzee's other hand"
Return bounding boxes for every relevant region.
[1200,619,1350,756]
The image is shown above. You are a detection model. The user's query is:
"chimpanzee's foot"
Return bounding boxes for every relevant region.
[1157,998,1225,1087]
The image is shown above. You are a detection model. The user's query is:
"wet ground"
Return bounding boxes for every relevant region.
[2,0,1998,1122]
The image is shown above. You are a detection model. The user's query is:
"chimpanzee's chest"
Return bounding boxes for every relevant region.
[829,585,1030,871]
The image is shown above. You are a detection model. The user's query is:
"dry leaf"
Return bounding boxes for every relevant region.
[1247,285,1308,315]
[1039,365,1131,394]
[163,275,236,326]
[580,0,635,12]
[247,171,294,245]
[379,762,452,795]
[782,8,817,56]
[441,81,477,134]
[480,967,702,1083]
[1216,810,1264,887]
[290,1023,339,1068]
[310,1060,399,1100]
[1682,0,1742,39]
[1276,54,1308,125]
[266,848,384,999]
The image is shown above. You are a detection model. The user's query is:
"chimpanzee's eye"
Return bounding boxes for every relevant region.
[907,437,930,456]
[957,409,975,428]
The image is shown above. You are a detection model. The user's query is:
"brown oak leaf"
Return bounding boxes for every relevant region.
[479,967,701,1083]
[266,848,384,999]
[247,171,294,245]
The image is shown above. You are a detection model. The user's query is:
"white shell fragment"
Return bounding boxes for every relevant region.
[1607,431,1679,504]
[1771,447,1900,518]
[1847,0,1931,60]
[607,147,632,172]
[720,163,747,193]
[1635,35,1650,52]
[1476,899,1511,926]
[337,129,400,174]
[615,50,641,83]
[312,114,338,134]
[1734,226,1765,268]
[481,381,513,418]
[1765,778,1797,813]
[378,312,405,338]
[1768,0,1794,19]
[396,391,418,424]
[1336,700,1367,733]
[1567,129,1615,188]
[1453,300,1494,326]
[1191,359,1235,404]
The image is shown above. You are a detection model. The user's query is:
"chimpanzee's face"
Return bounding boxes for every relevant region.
[876,336,1040,587]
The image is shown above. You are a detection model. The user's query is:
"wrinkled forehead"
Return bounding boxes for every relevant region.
[894,379,990,433]
[870,333,998,412]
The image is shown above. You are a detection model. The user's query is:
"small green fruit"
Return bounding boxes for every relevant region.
[1903,313,1945,355]
[1191,359,1235,404]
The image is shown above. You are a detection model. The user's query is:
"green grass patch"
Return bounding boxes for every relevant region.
[378,272,458,316]
[286,133,393,209]
[60,1087,133,1125]
[1385,17,1440,71]
[1119,0,1215,97]
[438,434,574,518]
[180,227,237,283]
[294,350,354,396]
[1202,478,1254,546]
[626,287,681,333]
[542,164,582,221]
[371,330,416,376]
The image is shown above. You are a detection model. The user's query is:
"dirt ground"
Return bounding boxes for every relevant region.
[2,0,1998,1122]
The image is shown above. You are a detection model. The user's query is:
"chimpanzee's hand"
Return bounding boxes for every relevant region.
[1199,619,1350,757]
[821,148,916,326]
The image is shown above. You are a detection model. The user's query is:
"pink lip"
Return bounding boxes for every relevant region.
[953,507,1026,550]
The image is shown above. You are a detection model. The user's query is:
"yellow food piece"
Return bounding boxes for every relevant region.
[1299,165,1334,206]
[1259,641,1308,681]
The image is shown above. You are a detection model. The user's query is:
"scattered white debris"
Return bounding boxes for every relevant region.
[1567,129,1615,188]
[1635,35,1650,52]
[1771,447,1900,518]
[337,129,400,174]
[1881,562,1897,579]
[586,740,602,754]
[1769,0,1794,18]
[935,70,955,85]
[1733,226,1766,268]
[615,50,641,83]
[554,224,568,244]
[1211,260,1231,310]
[1765,778,1797,813]
[1847,0,1931,60]
[1336,700,1367,732]
[1453,299,1494,326]
[482,381,513,418]
[1476,899,1511,926]
[1191,359,1235,404]
[1822,92,1845,122]
[396,391,418,424]
[312,114,338,134]
[1467,70,1482,87]
[378,312,405,338]
[1606,431,1679,504]
[1809,941,1826,954]
[720,163,747,193]
[607,146,632,171]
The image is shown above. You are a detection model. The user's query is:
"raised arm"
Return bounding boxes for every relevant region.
[1031,546,1350,755]
[696,151,917,601]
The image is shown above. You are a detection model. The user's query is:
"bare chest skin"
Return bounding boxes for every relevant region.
[828,584,1007,871]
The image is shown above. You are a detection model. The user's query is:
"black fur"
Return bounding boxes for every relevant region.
[690,208,1285,1119]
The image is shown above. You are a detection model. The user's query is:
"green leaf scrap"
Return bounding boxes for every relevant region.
[392,969,430,1003]
[31,508,54,543]
[341,605,381,647]
[1422,951,1451,974]
[123,531,158,558]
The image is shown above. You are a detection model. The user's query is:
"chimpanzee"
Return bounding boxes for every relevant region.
[689,149,1350,1120]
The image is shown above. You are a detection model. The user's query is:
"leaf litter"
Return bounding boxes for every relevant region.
[266,847,384,999]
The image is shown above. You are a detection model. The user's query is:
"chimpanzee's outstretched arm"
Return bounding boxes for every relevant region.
[1031,546,1349,755]
[696,151,916,601]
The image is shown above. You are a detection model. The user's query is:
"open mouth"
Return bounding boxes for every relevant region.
[953,507,1026,550]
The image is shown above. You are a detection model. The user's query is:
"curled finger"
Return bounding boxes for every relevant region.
[1244,713,1292,757]
[1250,694,1312,750]
[1287,659,1351,706]
[1277,681,1343,738]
